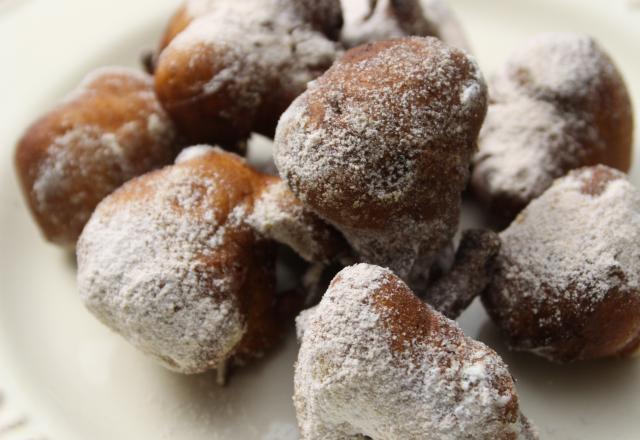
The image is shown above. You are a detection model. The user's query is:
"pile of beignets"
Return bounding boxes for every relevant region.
[14,0,638,438]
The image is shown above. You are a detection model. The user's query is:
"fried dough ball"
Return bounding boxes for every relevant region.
[483,166,640,363]
[14,67,178,247]
[295,264,537,440]
[471,33,634,225]
[158,0,343,51]
[274,37,487,284]
[341,0,470,51]
[77,146,344,375]
[154,0,343,149]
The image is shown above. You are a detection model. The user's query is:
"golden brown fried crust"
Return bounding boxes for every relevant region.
[15,69,177,247]
[279,38,485,230]
[368,272,443,355]
[154,0,342,149]
[368,272,524,438]
[295,264,533,439]
[229,238,281,362]
[80,147,345,369]
[190,152,343,362]
[484,269,640,362]
[154,41,251,149]
[184,160,280,364]
[86,150,275,366]
[197,153,347,363]
[482,166,640,362]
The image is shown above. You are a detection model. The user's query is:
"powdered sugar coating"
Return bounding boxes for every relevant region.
[483,166,640,362]
[274,37,487,282]
[62,66,155,103]
[495,33,617,102]
[184,0,343,39]
[174,144,217,164]
[77,154,255,373]
[16,66,177,246]
[341,0,470,51]
[155,0,342,146]
[474,99,590,208]
[295,264,537,439]
[77,146,344,373]
[32,126,134,235]
[248,180,345,263]
[170,5,339,103]
[472,33,633,223]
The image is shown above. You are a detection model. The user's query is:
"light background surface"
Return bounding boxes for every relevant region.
[1,0,639,439]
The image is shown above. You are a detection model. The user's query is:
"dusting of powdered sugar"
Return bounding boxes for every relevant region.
[484,166,640,360]
[165,0,341,122]
[81,66,152,90]
[31,125,133,235]
[473,98,596,207]
[28,67,176,245]
[76,144,343,372]
[472,33,630,216]
[175,144,220,164]
[60,66,153,104]
[498,33,615,101]
[496,166,640,308]
[294,264,537,439]
[185,0,342,35]
[77,162,251,374]
[248,180,339,263]
[274,37,486,281]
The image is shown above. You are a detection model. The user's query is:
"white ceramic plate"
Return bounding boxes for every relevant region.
[1,0,640,439]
